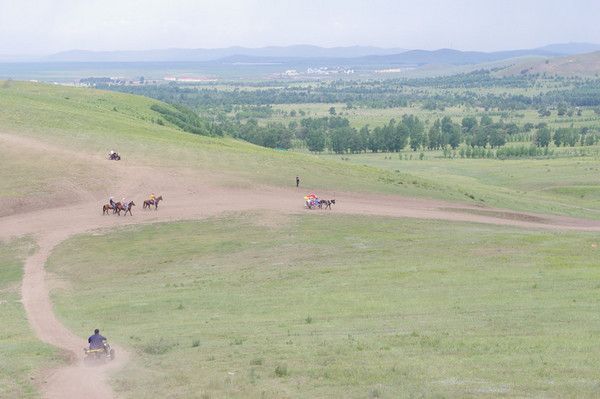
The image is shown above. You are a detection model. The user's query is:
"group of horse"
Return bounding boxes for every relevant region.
[306,198,336,210]
[102,195,163,216]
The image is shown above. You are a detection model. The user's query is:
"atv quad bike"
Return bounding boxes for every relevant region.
[84,340,115,364]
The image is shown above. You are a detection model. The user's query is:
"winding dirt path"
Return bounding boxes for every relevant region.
[3,134,600,398]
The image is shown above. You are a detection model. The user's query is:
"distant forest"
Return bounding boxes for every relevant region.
[101,71,600,110]
[102,70,600,157]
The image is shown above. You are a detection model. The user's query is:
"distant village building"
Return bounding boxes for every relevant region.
[163,76,217,83]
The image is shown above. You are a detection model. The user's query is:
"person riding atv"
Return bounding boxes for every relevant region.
[84,328,115,362]
[88,328,106,350]
[108,150,121,161]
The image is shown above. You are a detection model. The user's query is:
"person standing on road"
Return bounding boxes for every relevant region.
[296,176,300,188]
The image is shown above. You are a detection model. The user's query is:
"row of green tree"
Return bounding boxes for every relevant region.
[533,126,600,147]
[457,145,554,159]
[148,103,600,153]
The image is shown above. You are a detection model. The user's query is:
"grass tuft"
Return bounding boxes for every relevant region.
[274,364,288,377]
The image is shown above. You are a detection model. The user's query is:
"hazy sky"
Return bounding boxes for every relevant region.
[2,0,600,54]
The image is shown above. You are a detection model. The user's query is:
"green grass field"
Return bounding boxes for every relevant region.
[47,214,600,398]
[0,239,62,398]
[328,153,600,219]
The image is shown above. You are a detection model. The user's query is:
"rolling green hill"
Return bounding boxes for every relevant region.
[0,81,455,203]
[2,80,600,219]
[498,51,600,77]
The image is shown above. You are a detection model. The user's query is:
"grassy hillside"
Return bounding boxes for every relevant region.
[48,214,600,398]
[0,239,62,398]
[498,51,600,77]
[0,137,109,217]
[1,80,599,218]
[333,153,600,219]
[0,81,459,200]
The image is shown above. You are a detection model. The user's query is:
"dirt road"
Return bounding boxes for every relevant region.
[3,133,600,399]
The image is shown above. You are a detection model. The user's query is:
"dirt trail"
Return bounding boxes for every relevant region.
[3,134,600,399]
[22,232,128,399]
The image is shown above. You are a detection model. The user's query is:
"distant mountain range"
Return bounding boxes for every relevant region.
[202,44,600,69]
[40,45,407,63]
[3,43,600,80]
[2,42,600,66]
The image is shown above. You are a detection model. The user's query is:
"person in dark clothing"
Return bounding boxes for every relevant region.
[296,176,300,188]
[88,328,106,349]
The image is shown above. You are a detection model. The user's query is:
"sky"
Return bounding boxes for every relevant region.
[1,0,600,54]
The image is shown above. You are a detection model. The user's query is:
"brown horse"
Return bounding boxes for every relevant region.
[115,201,135,216]
[143,195,163,210]
[102,204,116,215]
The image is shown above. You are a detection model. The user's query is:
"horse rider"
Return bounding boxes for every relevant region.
[149,193,156,205]
[122,198,127,210]
[109,196,116,209]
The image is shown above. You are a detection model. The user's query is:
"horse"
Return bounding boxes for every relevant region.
[102,204,115,215]
[319,199,336,210]
[143,195,163,210]
[115,201,135,216]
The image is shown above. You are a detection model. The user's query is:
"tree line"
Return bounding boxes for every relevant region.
[99,72,600,112]
[149,102,600,153]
